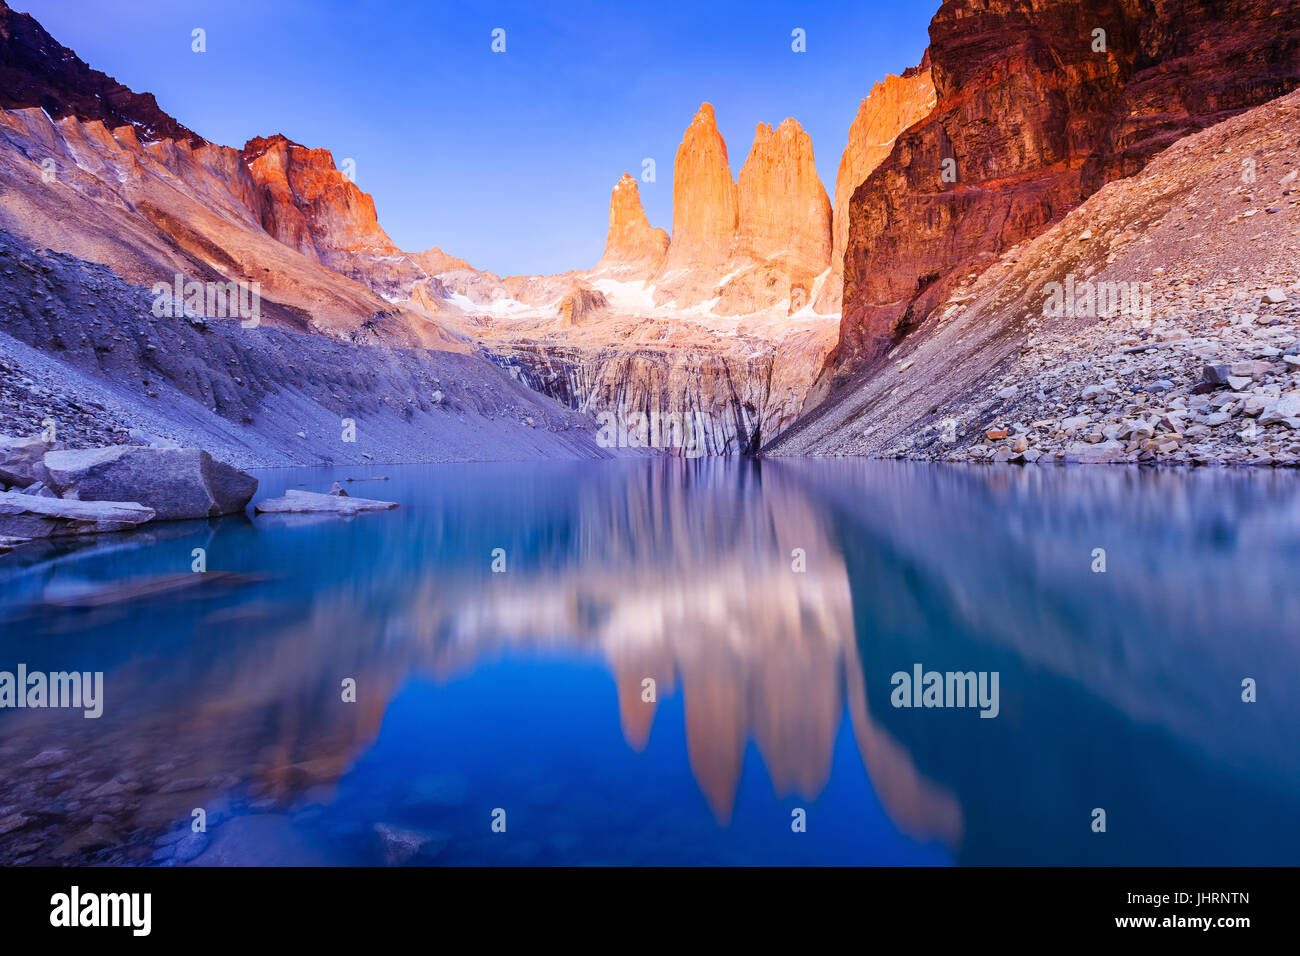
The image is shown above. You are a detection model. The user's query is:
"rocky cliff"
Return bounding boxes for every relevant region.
[654,105,833,315]
[719,118,832,316]
[594,173,670,277]
[236,134,428,298]
[769,87,1300,466]
[814,59,935,313]
[0,0,202,147]
[834,0,1300,378]
[661,103,737,277]
[0,106,449,346]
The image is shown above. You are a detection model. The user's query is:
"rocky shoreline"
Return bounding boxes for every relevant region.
[885,287,1300,469]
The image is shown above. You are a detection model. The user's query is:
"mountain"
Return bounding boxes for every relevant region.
[0,1,613,464]
[7,0,1294,466]
[402,100,847,455]
[662,103,737,276]
[831,0,1300,379]
[814,58,936,313]
[652,105,833,314]
[768,87,1300,466]
[593,173,670,278]
[0,0,201,146]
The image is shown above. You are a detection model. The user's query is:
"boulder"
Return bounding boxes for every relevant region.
[0,491,154,537]
[0,435,54,488]
[1259,392,1300,428]
[254,489,397,515]
[42,447,257,520]
[1065,440,1129,464]
[1200,364,1233,387]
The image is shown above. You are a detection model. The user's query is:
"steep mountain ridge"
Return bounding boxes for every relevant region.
[0,106,450,347]
[832,0,1300,381]
[769,87,1300,465]
[593,173,670,278]
[0,0,202,146]
[815,58,936,313]
[0,227,611,466]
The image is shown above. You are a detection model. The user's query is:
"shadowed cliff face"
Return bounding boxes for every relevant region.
[0,0,202,147]
[474,310,838,456]
[835,0,1300,377]
[0,229,611,467]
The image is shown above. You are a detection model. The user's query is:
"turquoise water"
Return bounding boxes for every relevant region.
[1,459,1297,865]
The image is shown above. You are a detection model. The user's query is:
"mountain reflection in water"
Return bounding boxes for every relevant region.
[0,459,1297,865]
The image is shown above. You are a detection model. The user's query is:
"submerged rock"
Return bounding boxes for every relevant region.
[254,489,397,514]
[0,491,154,537]
[373,822,448,865]
[42,446,257,520]
[0,534,31,554]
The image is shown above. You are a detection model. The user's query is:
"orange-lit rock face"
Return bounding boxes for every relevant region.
[815,63,936,313]
[734,118,831,279]
[241,134,397,262]
[595,173,670,277]
[653,105,833,315]
[0,107,457,347]
[555,283,609,328]
[232,134,433,301]
[835,0,1300,375]
[662,103,737,274]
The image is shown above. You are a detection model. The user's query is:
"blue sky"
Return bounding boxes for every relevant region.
[19,0,935,275]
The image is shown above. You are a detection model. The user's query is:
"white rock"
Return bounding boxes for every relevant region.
[254,489,398,515]
[1259,392,1300,427]
[1066,440,1127,464]
[0,491,155,538]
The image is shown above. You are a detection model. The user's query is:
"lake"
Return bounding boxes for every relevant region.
[1,458,1297,865]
